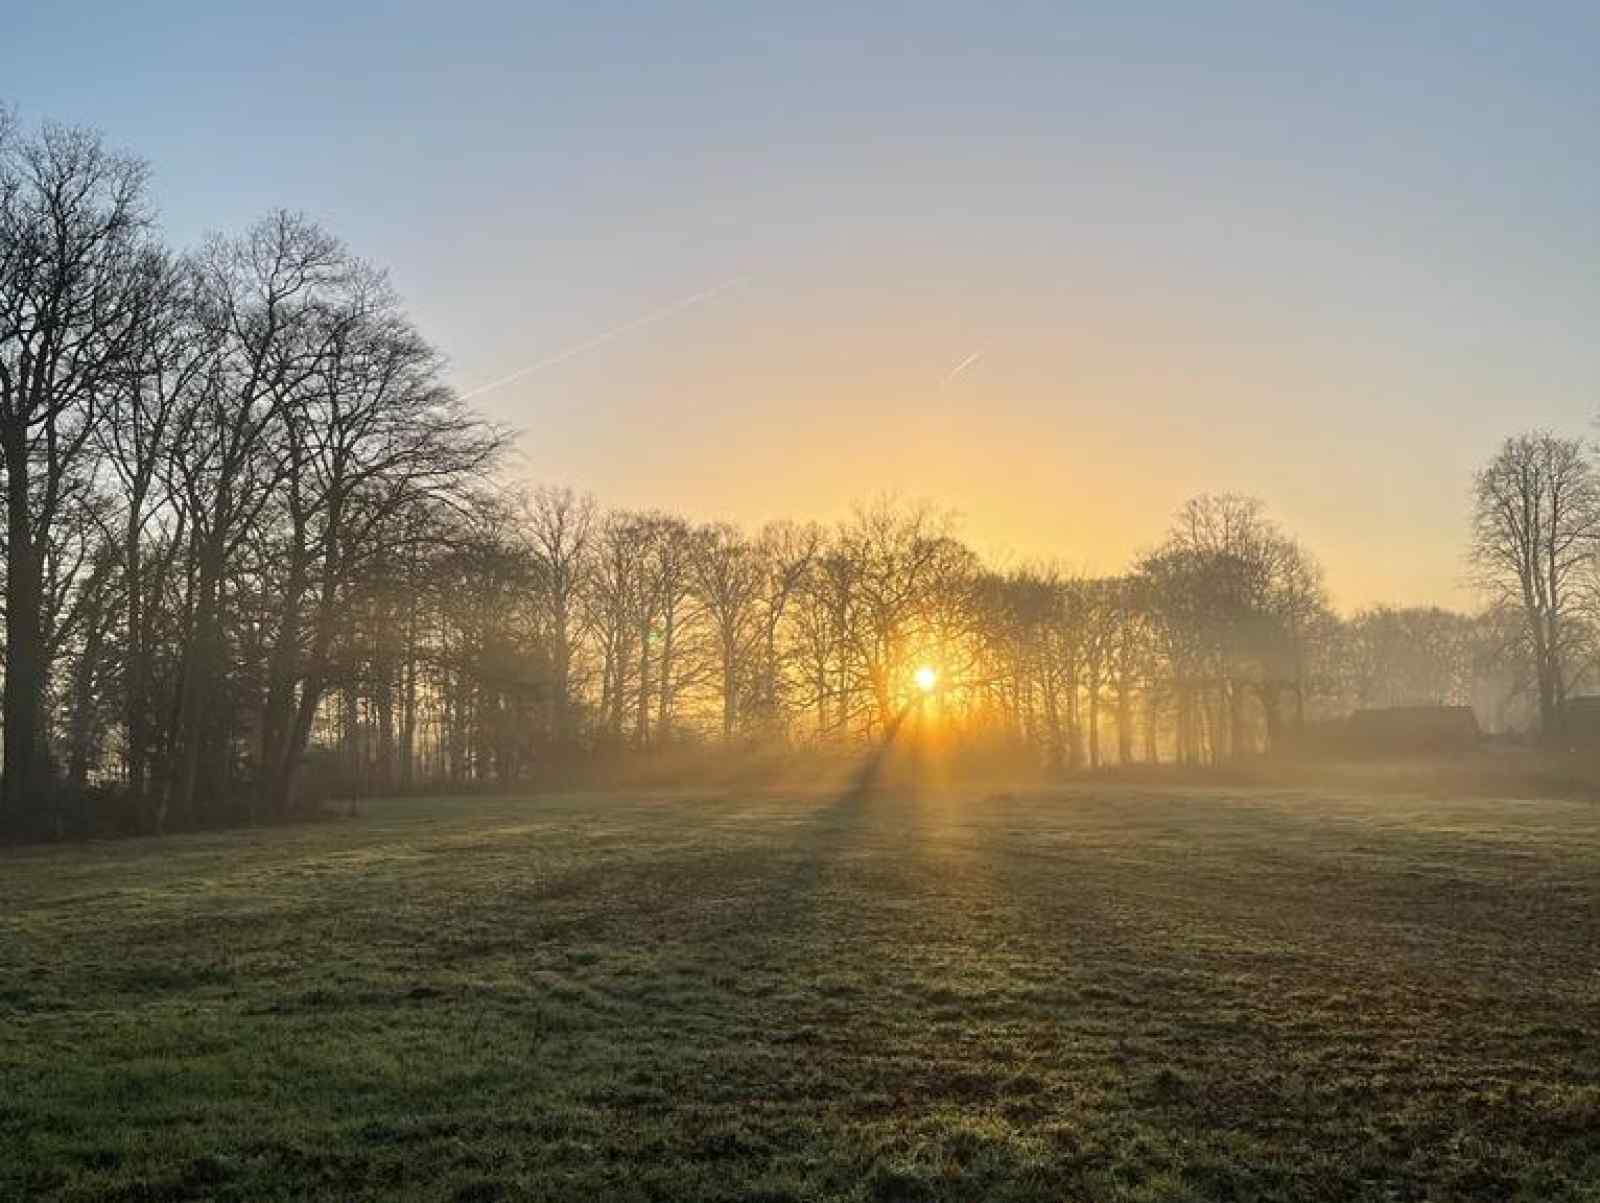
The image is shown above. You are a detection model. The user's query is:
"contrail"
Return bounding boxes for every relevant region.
[944,349,983,383]
[457,278,741,402]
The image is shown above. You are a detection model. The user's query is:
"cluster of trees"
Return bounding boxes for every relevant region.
[304,489,1517,794]
[0,111,1587,839]
[0,116,498,836]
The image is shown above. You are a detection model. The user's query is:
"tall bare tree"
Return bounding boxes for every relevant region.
[1471,432,1600,738]
[100,251,215,801]
[525,487,595,751]
[161,212,347,824]
[0,119,157,810]
[692,522,762,739]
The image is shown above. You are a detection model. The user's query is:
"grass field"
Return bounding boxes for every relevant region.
[3,785,1600,1201]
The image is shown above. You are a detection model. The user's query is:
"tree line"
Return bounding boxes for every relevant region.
[0,112,1582,838]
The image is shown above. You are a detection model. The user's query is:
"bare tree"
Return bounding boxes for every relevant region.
[1145,494,1330,758]
[525,487,595,752]
[692,522,762,739]
[586,512,647,748]
[1344,606,1477,710]
[100,251,216,801]
[834,499,960,734]
[258,268,499,814]
[750,521,820,731]
[0,119,157,810]
[1471,432,1600,738]
[160,212,348,824]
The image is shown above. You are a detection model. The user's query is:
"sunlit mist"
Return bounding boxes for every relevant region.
[4,6,1599,1200]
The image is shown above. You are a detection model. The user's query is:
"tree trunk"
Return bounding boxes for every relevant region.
[122,513,150,800]
[399,605,417,791]
[171,554,223,825]
[656,610,675,745]
[1143,691,1160,765]
[2,438,47,815]
[1115,684,1133,766]
[1260,682,1284,754]
[722,650,739,740]
[635,620,652,750]
[67,600,110,790]
[1087,678,1101,770]
[259,554,307,814]
[1041,664,1064,775]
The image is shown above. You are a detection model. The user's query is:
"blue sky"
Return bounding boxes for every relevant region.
[8,1,1598,606]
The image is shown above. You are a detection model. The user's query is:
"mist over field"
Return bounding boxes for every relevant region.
[4,2,1600,1199]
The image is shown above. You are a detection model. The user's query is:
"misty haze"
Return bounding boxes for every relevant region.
[3,4,1599,1201]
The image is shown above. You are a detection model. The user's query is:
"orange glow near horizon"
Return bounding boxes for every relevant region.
[489,270,1495,615]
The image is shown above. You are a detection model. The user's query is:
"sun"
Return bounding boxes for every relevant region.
[914,665,938,694]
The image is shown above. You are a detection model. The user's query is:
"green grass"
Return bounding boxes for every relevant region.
[3,785,1600,1201]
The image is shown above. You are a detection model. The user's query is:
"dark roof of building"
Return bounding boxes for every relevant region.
[1345,705,1480,739]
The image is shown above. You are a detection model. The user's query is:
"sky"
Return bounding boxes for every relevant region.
[8,1,1598,610]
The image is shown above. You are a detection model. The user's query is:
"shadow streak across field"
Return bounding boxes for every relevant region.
[693,716,1138,1029]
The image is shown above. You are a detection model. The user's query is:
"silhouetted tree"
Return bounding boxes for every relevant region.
[1471,433,1600,739]
[0,118,157,813]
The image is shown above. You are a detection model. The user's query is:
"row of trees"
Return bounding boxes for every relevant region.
[0,110,1584,838]
[299,488,1522,795]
